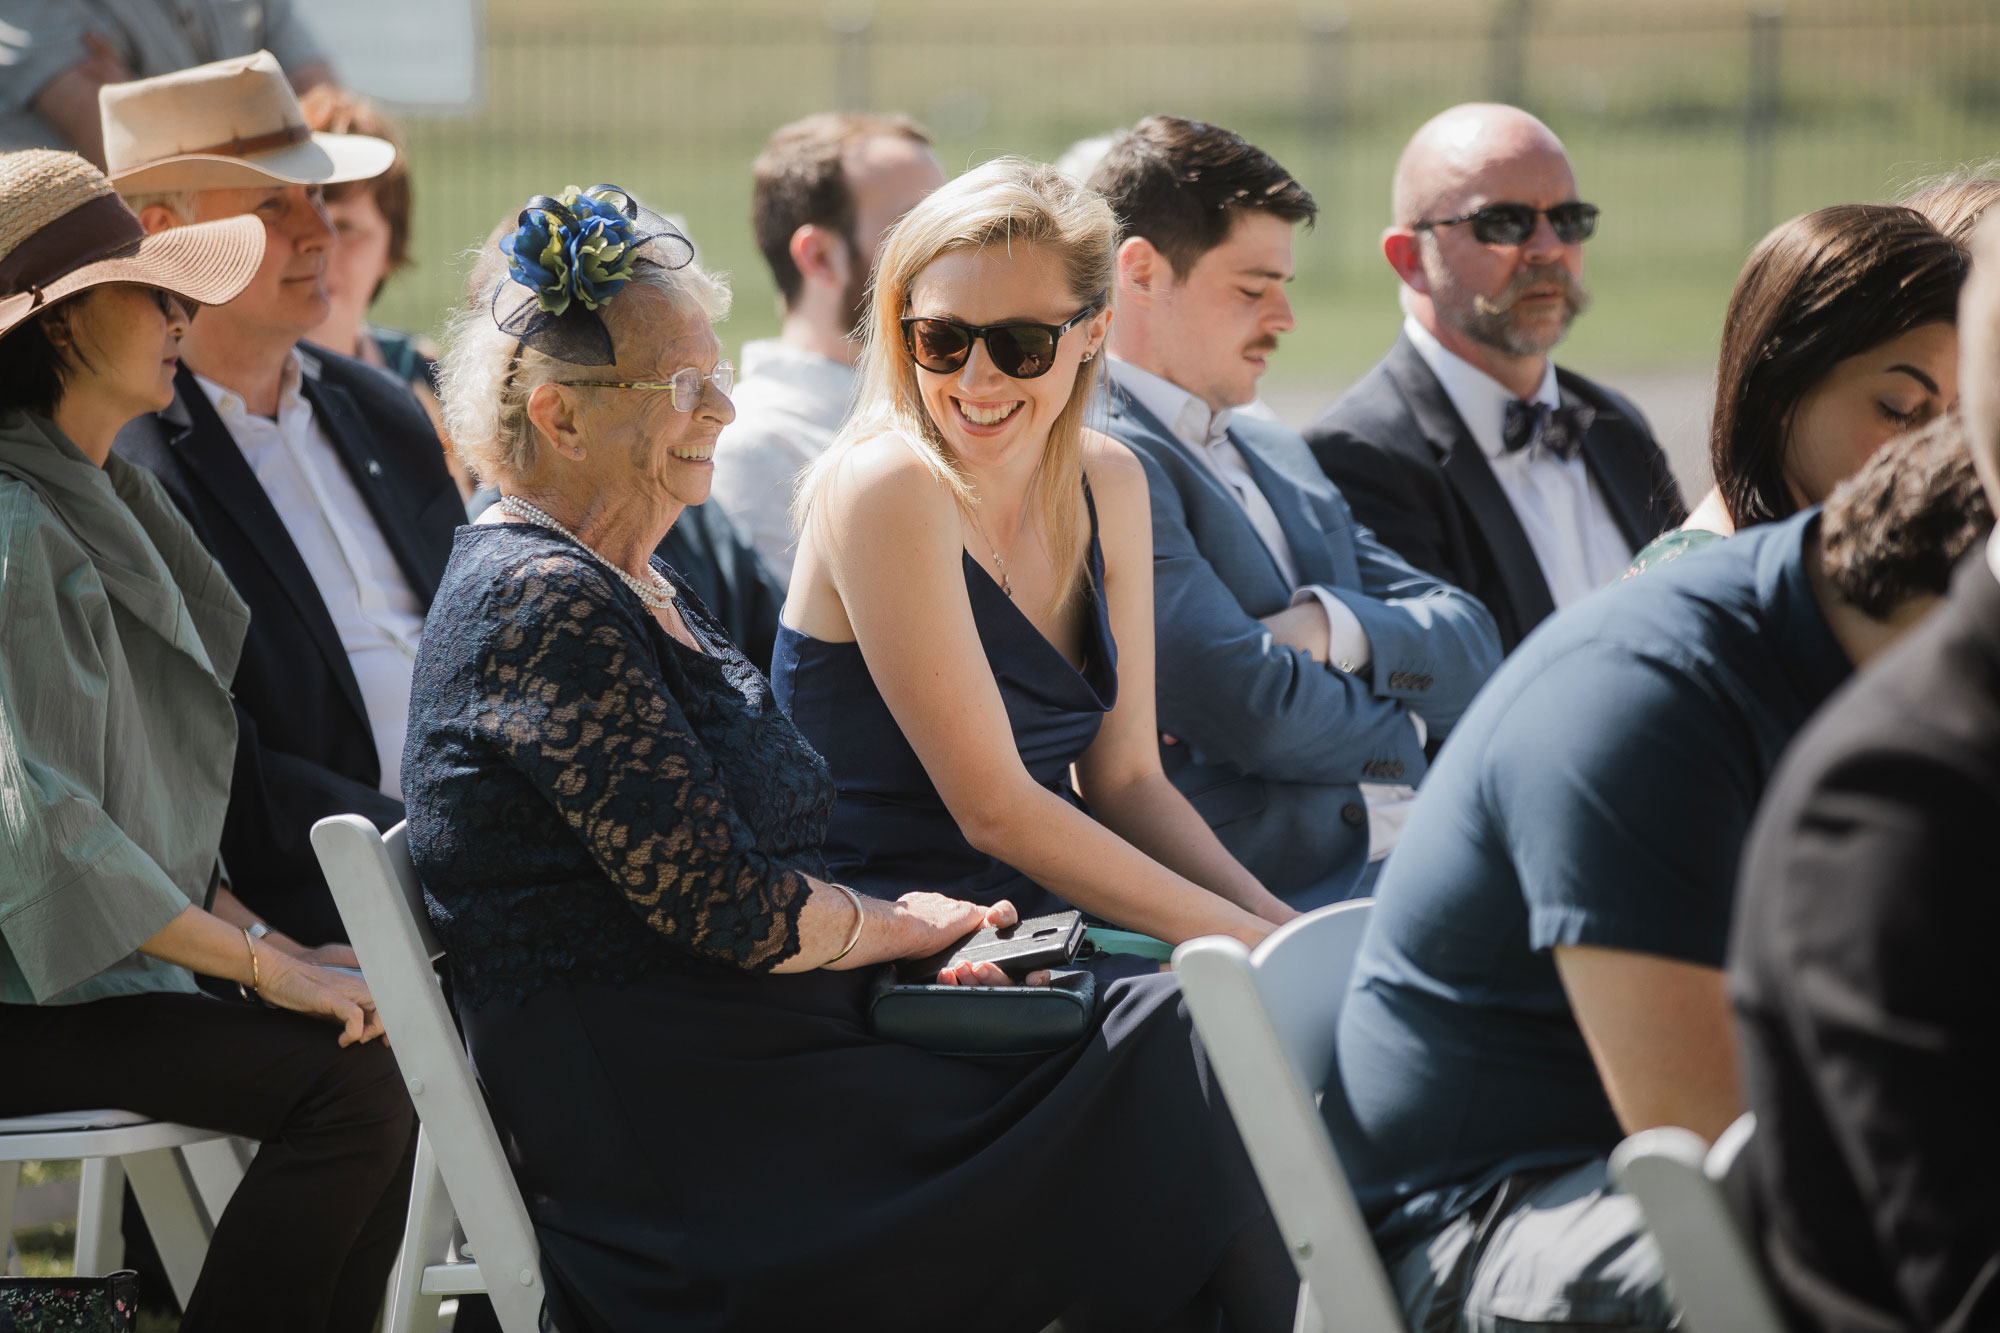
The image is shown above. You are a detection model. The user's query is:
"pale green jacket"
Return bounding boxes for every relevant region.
[0,409,249,1004]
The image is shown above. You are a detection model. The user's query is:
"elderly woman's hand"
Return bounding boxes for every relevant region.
[903,897,1053,989]
[255,948,389,1046]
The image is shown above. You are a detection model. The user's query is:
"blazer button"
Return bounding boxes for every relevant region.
[1341,803,1367,828]
[366,459,384,478]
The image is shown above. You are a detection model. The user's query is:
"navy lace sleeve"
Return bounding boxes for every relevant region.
[404,525,835,1009]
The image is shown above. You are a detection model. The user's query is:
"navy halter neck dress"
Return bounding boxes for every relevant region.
[772,484,1114,917]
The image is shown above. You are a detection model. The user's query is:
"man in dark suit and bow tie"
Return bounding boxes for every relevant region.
[1088,116,1501,907]
[1305,103,1684,652]
[104,54,462,947]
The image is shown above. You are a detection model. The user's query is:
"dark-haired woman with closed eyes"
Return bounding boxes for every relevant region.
[1628,203,1964,573]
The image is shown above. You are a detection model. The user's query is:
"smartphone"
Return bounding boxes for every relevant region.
[899,911,1087,982]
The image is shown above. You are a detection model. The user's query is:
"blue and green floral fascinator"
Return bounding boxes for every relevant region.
[492,183,695,365]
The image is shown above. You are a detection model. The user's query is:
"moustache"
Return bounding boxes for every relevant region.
[1244,338,1280,358]
[1473,264,1592,318]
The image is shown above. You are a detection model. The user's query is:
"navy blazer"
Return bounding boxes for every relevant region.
[1102,384,1501,907]
[115,350,462,944]
[1304,332,1685,652]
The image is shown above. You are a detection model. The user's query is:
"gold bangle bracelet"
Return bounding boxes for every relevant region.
[242,926,262,995]
[823,884,867,967]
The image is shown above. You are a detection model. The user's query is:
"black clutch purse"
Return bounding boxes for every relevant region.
[0,1270,140,1333]
[868,968,1097,1056]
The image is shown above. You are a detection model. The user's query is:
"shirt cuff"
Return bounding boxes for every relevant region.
[1293,585,1372,674]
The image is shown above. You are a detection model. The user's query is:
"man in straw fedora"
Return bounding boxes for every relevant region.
[107,51,464,948]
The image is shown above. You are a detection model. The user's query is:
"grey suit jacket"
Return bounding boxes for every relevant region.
[1102,385,1501,906]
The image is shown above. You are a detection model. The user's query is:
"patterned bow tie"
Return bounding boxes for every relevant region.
[1503,399,1597,460]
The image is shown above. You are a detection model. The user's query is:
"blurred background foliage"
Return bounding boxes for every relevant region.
[371,0,1999,396]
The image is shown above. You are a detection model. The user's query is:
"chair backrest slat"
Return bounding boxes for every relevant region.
[1609,1115,1787,1333]
[1174,900,1407,1333]
[312,814,545,1333]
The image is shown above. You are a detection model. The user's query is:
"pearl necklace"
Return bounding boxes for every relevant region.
[497,495,676,609]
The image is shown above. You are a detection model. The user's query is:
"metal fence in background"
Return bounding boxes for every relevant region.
[371,1,2000,376]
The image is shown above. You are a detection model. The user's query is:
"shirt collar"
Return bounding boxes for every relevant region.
[195,349,308,426]
[1108,356,1237,452]
[1402,315,1560,461]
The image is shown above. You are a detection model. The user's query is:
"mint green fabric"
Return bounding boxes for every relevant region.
[1623,525,1726,579]
[0,409,249,1004]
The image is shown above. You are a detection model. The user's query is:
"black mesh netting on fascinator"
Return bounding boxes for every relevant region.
[491,183,695,365]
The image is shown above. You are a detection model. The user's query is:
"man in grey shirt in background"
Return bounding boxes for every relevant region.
[711,110,943,584]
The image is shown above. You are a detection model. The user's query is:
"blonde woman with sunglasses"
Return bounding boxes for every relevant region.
[780,157,1296,954]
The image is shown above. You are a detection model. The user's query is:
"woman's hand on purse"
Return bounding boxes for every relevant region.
[935,959,1054,988]
[255,946,389,1047]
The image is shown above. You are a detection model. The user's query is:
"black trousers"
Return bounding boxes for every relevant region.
[0,991,416,1333]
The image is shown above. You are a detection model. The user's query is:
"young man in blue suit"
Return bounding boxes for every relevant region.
[1087,116,1501,907]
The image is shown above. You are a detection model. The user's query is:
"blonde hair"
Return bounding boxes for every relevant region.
[437,223,731,485]
[796,156,1117,612]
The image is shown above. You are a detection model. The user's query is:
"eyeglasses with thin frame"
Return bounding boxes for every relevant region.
[558,360,736,412]
[900,293,1106,380]
[1414,202,1599,247]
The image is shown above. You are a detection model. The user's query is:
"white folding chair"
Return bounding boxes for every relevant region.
[310,814,546,1333]
[0,1112,245,1305]
[1609,1113,1786,1333]
[1173,899,1406,1333]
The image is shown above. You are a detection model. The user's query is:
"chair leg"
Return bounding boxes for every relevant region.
[385,1129,454,1333]
[0,1161,19,1277]
[178,1138,248,1224]
[125,1147,211,1308]
[74,1157,124,1276]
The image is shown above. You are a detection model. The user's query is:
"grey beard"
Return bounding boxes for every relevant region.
[1438,263,1593,358]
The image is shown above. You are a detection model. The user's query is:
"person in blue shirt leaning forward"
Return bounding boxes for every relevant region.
[1322,407,1984,1333]
[1087,116,1501,907]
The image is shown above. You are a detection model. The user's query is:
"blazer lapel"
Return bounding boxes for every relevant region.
[301,365,442,605]
[1567,381,1661,551]
[1107,385,1295,597]
[1383,334,1557,630]
[1228,421,1348,588]
[163,367,371,731]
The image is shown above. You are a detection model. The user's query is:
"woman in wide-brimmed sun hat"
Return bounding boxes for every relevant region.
[0,149,416,1333]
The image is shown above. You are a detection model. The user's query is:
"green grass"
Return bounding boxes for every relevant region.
[348,0,1997,385]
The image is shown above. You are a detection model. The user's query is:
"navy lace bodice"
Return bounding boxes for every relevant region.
[402,523,834,1010]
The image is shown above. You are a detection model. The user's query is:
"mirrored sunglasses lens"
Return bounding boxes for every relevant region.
[1470,206,1538,245]
[991,327,1057,379]
[909,319,973,372]
[1549,205,1598,243]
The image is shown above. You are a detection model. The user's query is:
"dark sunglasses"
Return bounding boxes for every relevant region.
[900,292,1106,380]
[1415,202,1600,246]
[148,288,197,323]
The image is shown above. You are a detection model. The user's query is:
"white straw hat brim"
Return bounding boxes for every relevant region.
[0,214,265,339]
[110,131,397,195]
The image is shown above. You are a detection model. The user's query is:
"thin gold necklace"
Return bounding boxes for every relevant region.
[963,503,1013,598]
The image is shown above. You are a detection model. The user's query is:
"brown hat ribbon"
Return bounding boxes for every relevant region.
[0,194,145,300]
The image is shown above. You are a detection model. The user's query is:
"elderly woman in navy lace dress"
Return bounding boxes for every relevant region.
[401,187,1294,1333]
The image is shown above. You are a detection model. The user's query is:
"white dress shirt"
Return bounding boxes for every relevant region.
[1108,358,1417,862]
[196,353,425,800]
[709,338,858,585]
[1402,316,1634,609]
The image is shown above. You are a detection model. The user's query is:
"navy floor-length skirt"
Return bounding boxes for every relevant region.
[462,964,1268,1333]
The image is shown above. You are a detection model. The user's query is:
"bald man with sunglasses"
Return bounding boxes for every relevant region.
[1305,103,1684,653]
